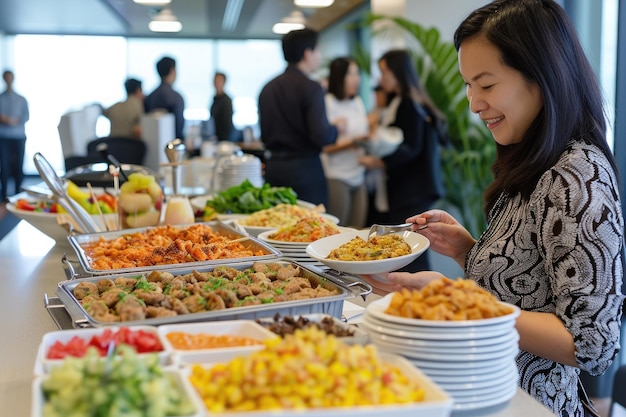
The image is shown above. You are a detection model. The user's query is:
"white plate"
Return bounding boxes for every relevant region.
[362,315,518,341]
[452,382,517,412]
[363,319,519,347]
[305,230,430,275]
[409,355,516,373]
[428,362,518,386]
[364,327,519,354]
[370,337,520,362]
[441,369,518,396]
[257,226,355,246]
[450,380,517,405]
[366,293,520,328]
[363,311,517,335]
[365,311,515,339]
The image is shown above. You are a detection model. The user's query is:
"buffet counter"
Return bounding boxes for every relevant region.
[0,221,555,417]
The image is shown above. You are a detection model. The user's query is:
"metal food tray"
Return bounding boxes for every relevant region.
[54,260,372,328]
[67,221,282,276]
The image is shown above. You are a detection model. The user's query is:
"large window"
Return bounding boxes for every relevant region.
[7,35,283,174]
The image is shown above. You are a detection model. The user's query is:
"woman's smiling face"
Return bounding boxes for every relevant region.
[458,36,544,146]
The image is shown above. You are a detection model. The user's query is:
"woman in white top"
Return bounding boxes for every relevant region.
[321,57,369,227]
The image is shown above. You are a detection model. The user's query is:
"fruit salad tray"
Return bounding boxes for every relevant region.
[67,221,281,275]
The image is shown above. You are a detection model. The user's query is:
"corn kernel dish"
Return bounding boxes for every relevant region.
[188,327,452,414]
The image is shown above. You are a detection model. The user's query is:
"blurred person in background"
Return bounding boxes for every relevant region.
[104,78,144,139]
[360,49,447,272]
[258,28,344,207]
[321,56,369,228]
[0,70,29,201]
[210,71,234,142]
[144,56,185,140]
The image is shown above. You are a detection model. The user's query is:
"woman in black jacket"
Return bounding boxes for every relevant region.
[362,49,446,272]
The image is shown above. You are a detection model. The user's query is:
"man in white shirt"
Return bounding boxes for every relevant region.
[104,78,144,139]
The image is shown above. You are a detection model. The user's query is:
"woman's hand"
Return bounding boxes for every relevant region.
[408,209,476,269]
[360,270,445,296]
[359,154,384,169]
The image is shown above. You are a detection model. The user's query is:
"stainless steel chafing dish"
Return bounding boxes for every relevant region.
[67,221,282,276]
[54,260,372,328]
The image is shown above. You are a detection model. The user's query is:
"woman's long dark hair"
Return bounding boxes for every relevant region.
[327,57,354,100]
[454,0,617,214]
[379,49,446,125]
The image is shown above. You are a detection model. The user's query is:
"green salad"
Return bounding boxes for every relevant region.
[41,345,195,417]
[203,179,298,217]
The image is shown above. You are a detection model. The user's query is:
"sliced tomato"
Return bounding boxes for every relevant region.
[46,336,89,359]
[89,328,116,354]
[129,330,163,353]
[15,199,36,211]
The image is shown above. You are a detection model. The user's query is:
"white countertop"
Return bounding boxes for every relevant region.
[0,221,555,417]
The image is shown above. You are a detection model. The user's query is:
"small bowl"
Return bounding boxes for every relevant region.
[255,313,368,344]
[34,325,168,375]
[306,229,430,275]
[32,368,203,417]
[6,201,117,245]
[157,320,278,366]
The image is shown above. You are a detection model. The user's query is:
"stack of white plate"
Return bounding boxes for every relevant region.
[213,153,263,191]
[257,224,351,264]
[257,230,322,264]
[363,293,521,413]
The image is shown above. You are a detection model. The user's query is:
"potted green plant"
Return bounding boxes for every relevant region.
[355,15,495,237]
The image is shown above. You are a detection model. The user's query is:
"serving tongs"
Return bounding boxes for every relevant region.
[33,152,102,234]
[367,222,425,241]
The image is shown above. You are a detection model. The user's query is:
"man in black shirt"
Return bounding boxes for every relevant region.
[144,56,185,140]
[210,72,234,141]
[258,28,341,207]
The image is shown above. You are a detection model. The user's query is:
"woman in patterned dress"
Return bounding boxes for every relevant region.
[364,1,625,415]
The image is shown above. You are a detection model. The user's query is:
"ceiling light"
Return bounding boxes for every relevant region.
[133,0,172,5]
[294,0,334,7]
[222,0,244,31]
[272,11,306,35]
[149,9,182,33]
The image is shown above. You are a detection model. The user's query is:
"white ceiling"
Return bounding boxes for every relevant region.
[0,0,369,39]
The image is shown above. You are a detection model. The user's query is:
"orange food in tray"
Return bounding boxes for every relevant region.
[81,224,264,270]
[166,332,264,350]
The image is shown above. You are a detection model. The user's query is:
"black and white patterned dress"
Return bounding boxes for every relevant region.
[465,141,625,416]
